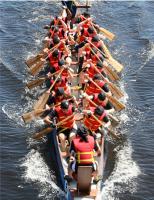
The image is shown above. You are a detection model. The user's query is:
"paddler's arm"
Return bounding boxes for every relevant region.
[58,17,68,31]
[44,109,57,125]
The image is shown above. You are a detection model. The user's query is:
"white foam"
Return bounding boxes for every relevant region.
[21,149,65,199]
[100,143,141,200]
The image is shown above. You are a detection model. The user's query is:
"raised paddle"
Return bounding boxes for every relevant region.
[29,42,61,76]
[87,39,123,73]
[90,47,120,81]
[33,68,65,110]
[91,113,120,140]
[33,113,74,140]
[82,93,120,125]
[85,75,125,111]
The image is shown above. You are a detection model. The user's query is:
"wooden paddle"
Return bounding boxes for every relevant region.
[99,27,116,41]
[85,75,125,111]
[81,15,115,41]
[33,113,74,140]
[28,42,61,76]
[87,39,123,73]
[22,97,74,123]
[33,68,65,110]
[25,53,44,68]
[83,94,120,125]
[91,113,120,139]
[91,63,124,99]
[26,69,64,90]
[90,46,120,81]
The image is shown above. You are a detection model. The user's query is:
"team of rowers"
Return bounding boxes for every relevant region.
[26,5,123,182]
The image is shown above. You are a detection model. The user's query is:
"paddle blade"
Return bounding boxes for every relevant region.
[99,27,116,41]
[107,95,125,111]
[26,77,46,89]
[22,109,45,123]
[108,82,124,99]
[33,92,50,110]
[33,127,53,140]
[104,65,120,81]
[25,54,42,68]
[28,60,45,76]
[108,57,124,73]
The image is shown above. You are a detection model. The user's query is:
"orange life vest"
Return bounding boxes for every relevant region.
[73,135,95,164]
[48,52,62,66]
[55,105,74,128]
[89,94,106,107]
[83,107,107,132]
[85,80,105,95]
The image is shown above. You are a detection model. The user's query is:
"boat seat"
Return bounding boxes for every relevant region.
[77,166,92,194]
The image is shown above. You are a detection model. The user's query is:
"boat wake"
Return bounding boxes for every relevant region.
[100,142,141,200]
[21,149,65,200]
[135,41,154,75]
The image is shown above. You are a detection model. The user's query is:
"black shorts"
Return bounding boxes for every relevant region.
[57,127,77,140]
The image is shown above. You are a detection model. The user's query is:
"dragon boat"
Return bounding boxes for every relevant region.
[23,1,125,199]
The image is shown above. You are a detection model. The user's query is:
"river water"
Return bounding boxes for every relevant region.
[0,1,154,200]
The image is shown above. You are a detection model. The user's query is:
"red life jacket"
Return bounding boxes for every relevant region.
[52,63,60,72]
[73,135,95,164]
[86,63,96,78]
[61,69,69,78]
[78,28,89,43]
[48,52,62,66]
[85,80,105,95]
[83,107,107,132]
[51,77,70,95]
[89,94,106,107]
[55,104,74,128]
[79,15,91,29]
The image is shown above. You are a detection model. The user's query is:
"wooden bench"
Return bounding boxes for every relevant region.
[77,166,92,194]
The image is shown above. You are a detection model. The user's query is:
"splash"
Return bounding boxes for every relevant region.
[100,143,141,200]
[21,149,65,200]
[2,103,25,126]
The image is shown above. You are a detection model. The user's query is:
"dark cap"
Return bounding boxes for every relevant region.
[96,61,103,68]
[61,100,69,109]
[92,35,100,42]
[87,26,94,34]
[58,59,65,66]
[56,87,64,96]
[98,92,106,101]
[83,12,90,18]
[93,73,102,80]
[53,35,60,44]
[94,106,104,116]
[52,49,59,57]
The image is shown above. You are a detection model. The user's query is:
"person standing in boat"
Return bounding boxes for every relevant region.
[44,100,77,151]
[68,125,101,181]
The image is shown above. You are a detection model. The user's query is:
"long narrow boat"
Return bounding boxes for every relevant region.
[23,1,124,199]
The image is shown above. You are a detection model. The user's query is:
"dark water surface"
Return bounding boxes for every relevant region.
[0,1,154,200]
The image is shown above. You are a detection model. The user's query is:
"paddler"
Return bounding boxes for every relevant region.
[46,87,78,110]
[82,92,115,114]
[44,100,77,151]
[84,73,111,96]
[83,106,111,139]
